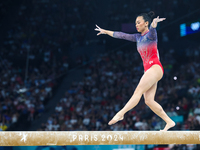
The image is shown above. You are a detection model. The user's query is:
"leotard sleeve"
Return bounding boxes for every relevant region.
[113,32,139,42]
[147,25,157,41]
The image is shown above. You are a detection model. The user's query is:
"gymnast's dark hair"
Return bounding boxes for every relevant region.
[137,11,155,27]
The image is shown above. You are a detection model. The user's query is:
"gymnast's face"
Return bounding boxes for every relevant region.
[135,16,149,33]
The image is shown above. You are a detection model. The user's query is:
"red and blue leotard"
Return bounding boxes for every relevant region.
[113,25,164,73]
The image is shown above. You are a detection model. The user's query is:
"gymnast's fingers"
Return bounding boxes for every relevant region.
[96,24,100,29]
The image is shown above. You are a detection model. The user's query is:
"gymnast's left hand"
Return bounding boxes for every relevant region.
[152,16,166,28]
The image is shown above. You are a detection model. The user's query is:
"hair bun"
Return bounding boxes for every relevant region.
[147,11,155,18]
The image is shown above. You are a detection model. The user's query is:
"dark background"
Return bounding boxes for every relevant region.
[0,0,200,149]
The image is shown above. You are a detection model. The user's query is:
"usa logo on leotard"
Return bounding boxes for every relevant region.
[149,61,153,64]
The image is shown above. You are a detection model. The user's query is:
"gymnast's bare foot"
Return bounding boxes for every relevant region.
[160,121,176,131]
[108,112,124,125]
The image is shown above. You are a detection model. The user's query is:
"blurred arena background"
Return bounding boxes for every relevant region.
[0,0,200,150]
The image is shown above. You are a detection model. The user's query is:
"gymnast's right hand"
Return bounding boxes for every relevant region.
[94,25,106,36]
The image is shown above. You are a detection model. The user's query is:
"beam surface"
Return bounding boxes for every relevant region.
[0,131,200,146]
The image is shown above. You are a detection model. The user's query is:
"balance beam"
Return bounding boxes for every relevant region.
[0,131,200,146]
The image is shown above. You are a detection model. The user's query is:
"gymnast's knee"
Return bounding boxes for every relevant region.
[145,99,152,107]
[134,86,145,96]
[133,90,143,98]
[145,99,163,112]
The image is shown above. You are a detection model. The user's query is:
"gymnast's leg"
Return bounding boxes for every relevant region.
[144,83,175,131]
[108,65,163,125]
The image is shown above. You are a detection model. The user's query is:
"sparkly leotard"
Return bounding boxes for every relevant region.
[113,25,164,73]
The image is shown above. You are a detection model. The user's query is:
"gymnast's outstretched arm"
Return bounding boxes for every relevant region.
[148,16,166,40]
[95,24,138,42]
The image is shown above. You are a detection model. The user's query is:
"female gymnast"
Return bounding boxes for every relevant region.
[95,11,175,131]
